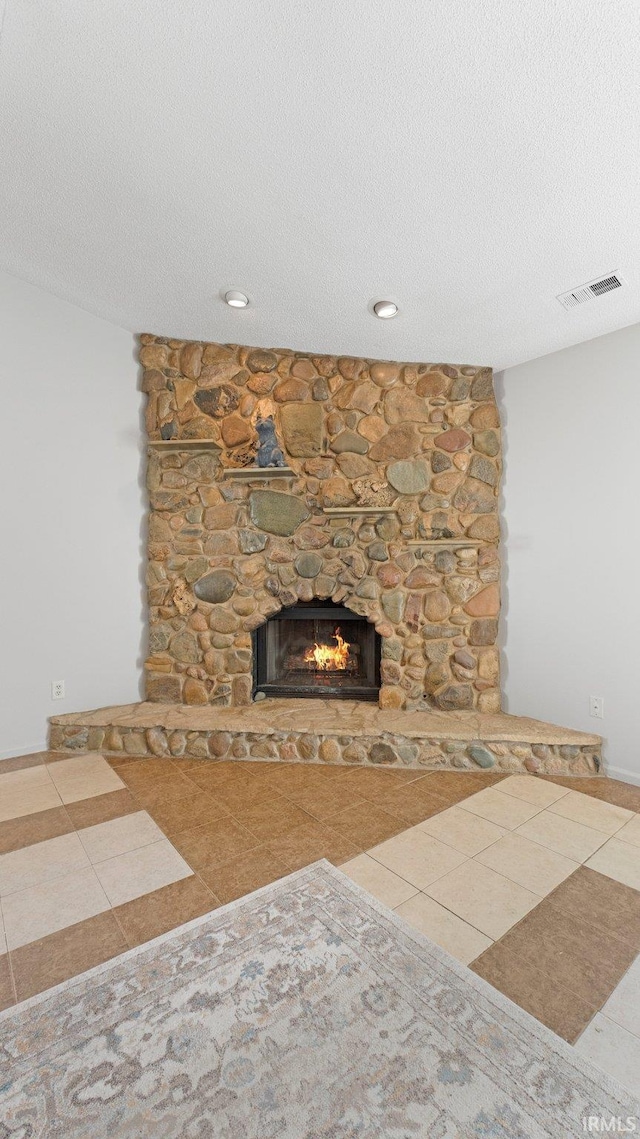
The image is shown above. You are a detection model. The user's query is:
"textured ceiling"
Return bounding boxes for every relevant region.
[0,0,639,369]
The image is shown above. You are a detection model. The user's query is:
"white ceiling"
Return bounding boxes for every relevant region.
[0,1,639,370]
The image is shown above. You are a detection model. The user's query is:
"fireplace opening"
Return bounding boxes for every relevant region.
[253,600,381,700]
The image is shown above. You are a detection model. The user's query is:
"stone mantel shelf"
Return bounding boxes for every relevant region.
[148,439,220,451]
[407,539,486,548]
[223,466,296,478]
[322,506,398,516]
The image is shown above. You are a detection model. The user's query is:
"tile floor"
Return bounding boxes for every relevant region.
[0,751,639,1095]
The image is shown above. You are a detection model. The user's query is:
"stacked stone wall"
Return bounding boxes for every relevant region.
[141,337,502,710]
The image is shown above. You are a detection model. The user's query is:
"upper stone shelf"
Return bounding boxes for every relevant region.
[321,506,397,516]
[407,538,486,547]
[223,466,296,478]
[148,439,219,451]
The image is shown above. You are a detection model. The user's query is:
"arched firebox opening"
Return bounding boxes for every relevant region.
[252,599,381,701]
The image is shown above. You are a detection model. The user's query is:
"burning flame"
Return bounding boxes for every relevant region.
[304,627,350,671]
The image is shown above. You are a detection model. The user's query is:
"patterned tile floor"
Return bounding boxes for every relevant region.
[0,750,639,1094]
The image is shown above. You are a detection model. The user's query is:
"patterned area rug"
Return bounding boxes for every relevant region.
[1,862,637,1138]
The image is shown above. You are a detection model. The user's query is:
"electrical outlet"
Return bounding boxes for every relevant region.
[589,696,604,719]
[51,680,65,701]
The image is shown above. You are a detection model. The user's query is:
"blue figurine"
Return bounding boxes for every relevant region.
[255,415,286,468]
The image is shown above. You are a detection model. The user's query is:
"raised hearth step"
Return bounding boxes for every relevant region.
[49,700,602,777]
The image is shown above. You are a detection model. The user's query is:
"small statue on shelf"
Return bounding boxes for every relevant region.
[255,415,286,468]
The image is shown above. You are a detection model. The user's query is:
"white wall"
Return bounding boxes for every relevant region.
[0,272,143,758]
[498,322,640,784]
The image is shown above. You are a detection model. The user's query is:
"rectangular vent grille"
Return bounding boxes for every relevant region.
[557,274,623,309]
[590,275,621,295]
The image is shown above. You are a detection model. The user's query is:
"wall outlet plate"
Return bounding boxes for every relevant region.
[51,680,65,700]
[589,696,604,719]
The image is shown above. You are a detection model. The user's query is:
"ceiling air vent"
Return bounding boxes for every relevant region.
[557,274,623,310]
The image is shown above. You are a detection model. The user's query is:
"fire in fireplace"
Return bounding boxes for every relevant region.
[304,627,352,672]
[253,600,380,700]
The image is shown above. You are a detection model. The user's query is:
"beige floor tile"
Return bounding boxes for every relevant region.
[497,774,571,808]
[417,805,506,856]
[56,769,126,804]
[424,860,540,940]
[48,754,125,804]
[0,832,90,896]
[77,811,165,864]
[457,787,543,829]
[0,765,54,791]
[0,767,60,825]
[0,915,6,954]
[339,853,419,908]
[474,832,578,897]
[0,782,62,823]
[94,839,193,906]
[2,866,110,950]
[547,790,633,835]
[46,753,110,783]
[515,810,607,862]
[601,955,640,1038]
[368,828,468,890]
[586,838,640,891]
[616,814,640,849]
[395,893,493,965]
[575,1015,640,1098]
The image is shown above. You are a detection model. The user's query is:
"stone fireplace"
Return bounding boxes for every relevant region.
[48,336,602,777]
[141,337,502,714]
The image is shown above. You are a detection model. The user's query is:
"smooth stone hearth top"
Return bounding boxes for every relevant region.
[51,700,602,746]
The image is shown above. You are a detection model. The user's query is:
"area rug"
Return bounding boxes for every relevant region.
[1,862,637,1138]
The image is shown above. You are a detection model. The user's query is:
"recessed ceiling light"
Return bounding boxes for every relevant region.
[373,300,398,319]
[225,290,249,308]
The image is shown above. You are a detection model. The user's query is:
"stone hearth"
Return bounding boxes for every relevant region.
[49,701,602,775]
